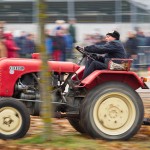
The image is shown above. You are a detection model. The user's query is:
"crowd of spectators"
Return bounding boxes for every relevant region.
[0,20,150,70]
[45,18,76,61]
[0,19,76,61]
[0,21,36,59]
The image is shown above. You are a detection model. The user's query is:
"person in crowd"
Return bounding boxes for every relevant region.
[14,31,28,58]
[134,28,146,46]
[68,18,77,44]
[82,30,126,79]
[53,29,66,61]
[45,29,53,59]
[0,38,7,58]
[145,32,150,46]
[144,32,150,65]
[83,34,94,46]
[0,21,7,57]
[124,31,139,70]
[4,32,20,58]
[0,21,5,40]
[52,20,65,36]
[25,33,36,58]
[64,28,73,60]
[134,27,147,67]
[124,31,138,58]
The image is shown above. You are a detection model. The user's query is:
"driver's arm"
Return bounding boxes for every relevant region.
[84,42,116,54]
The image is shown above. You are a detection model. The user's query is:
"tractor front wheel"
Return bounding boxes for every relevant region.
[0,99,30,139]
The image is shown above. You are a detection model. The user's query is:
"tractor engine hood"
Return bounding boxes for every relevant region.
[31,53,80,73]
[0,57,80,73]
[48,61,80,73]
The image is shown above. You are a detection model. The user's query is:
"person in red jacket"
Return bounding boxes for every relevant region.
[3,33,20,58]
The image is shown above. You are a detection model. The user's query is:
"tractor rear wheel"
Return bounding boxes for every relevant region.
[0,99,30,139]
[68,118,85,134]
[80,82,144,140]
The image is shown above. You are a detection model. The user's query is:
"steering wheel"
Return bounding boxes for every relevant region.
[75,46,96,60]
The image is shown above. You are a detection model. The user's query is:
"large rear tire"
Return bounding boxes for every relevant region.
[80,82,144,140]
[68,118,85,133]
[0,99,30,139]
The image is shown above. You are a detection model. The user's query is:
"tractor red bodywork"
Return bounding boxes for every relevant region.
[0,56,148,97]
[0,57,80,96]
[0,52,149,140]
[78,68,147,90]
[71,66,148,91]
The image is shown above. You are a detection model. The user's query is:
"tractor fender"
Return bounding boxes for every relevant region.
[80,70,148,90]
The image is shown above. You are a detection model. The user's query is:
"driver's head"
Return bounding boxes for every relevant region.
[106,30,120,42]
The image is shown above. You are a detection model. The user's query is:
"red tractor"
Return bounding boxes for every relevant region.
[0,46,149,140]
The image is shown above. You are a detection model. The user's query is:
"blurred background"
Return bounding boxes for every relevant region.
[0,0,150,72]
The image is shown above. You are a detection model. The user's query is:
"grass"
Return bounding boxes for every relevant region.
[17,133,107,150]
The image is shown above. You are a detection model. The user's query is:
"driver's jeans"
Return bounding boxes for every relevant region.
[82,58,107,79]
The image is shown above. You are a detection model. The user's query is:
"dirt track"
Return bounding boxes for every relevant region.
[139,91,150,117]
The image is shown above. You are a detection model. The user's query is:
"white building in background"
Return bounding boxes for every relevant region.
[1,0,150,41]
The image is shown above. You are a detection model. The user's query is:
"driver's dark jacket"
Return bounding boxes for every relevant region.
[84,40,126,62]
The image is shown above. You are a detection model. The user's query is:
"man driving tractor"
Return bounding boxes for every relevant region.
[82,30,126,79]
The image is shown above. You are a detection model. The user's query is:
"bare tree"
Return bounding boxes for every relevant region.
[37,0,53,141]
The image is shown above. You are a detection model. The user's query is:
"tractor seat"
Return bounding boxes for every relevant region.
[108,58,133,71]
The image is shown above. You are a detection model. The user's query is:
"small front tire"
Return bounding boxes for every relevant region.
[0,99,30,139]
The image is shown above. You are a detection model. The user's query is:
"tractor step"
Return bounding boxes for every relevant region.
[54,111,79,119]
[143,118,150,125]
